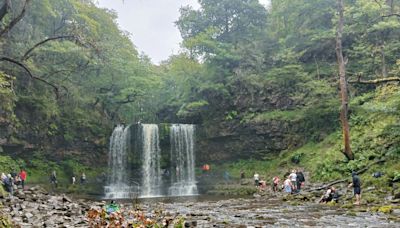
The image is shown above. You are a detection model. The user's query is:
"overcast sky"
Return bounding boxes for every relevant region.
[97,0,270,64]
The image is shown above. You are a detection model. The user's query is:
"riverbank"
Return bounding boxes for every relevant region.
[1,184,400,227]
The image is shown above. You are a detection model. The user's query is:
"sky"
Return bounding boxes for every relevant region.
[97,0,270,64]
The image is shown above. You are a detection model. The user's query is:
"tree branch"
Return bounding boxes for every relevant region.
[0,0,31,39]
[114,93,142,104]
[349,76,400,84]
[308,159,386,191]
[382,13,400,18]
[22,35,78,61]
[0,0,11,21]
[0,56,61,98]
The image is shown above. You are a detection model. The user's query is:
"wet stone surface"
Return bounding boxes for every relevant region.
[1,187,399,227]
[138,197,399,227]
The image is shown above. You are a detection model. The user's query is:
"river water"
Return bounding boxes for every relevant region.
[119,195,399,227]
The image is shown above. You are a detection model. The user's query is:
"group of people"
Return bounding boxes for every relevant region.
[251,169,362,205]
[252,169,305,193]
[282,169,306,193]
[1,169,27,197]
[271,169,305,194]
[50,170,87,189]
[319,172,362,205]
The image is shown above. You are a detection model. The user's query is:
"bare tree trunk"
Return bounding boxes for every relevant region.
[313,55,321,80]
[380,44,388,77]
[336,0,354,160]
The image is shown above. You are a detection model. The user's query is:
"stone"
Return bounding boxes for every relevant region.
[62,195,72,203]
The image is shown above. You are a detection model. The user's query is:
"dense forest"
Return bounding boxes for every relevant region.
[1,0,400,189]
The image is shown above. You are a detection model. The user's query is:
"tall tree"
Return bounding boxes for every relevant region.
[336,0,353,160]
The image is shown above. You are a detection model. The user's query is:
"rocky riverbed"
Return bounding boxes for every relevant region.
[1,186,400,227]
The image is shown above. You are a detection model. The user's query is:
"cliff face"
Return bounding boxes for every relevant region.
[190,77,338,164]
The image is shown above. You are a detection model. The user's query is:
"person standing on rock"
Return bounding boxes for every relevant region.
[5,174,14,197]
[348,171,361,205]
[253,172,260,187]
[272,176,280,192]
[19,169,27,190]
[80,172,86,184]
[283,176,293,194]
[289,170,297,191]
[50,170,57,189]
[296,169,305,191]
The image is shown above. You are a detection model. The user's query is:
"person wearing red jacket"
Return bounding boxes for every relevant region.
[19,169,27,190]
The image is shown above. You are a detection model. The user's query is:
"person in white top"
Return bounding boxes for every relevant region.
[289,170,297,191]
[254,172,260,187]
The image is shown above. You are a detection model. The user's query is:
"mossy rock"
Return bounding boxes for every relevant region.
[341,203,354,209]
[326,201,337,206]
[346,211,357,216]
[0,185,7,198]
[0,213,12,228]
[378,205,393,214]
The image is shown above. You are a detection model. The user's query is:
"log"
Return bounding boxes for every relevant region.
[308,158,386,192]
[348,77,400,84]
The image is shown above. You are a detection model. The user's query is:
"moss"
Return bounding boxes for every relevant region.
[0,185,7,198]
[341,203,354,209]
[378,205,393,214]
[326,201,337,206]
[346,211,357,216]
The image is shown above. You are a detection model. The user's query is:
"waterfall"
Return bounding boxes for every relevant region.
[140,124,162,197]
[168,124,198,196]
[104,125,133,199]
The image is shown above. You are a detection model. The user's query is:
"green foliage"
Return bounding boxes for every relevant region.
[0,155,24,173]
[177,100,209,118]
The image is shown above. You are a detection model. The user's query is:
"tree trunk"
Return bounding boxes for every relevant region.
[336,0,354,160]
[380,43,388,77]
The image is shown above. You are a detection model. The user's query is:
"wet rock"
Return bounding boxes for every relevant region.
[62,194,72,203]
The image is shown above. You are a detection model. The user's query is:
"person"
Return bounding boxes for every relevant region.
[50,170,57,189]
[19,169,27,190]
[240,170,245,184]
[272,176,280,192]
[258,179,267,191]
[105,200,120,214]
[80,172,86,184]
[319,186,339,203]
[296,169,305,191]
[289,170,297,191]
[283,176,293,194]
[348,171,361,205]
[4,174,14,197]
[72,176,76,185]
[253,172,260,187]
[14,175,21,187]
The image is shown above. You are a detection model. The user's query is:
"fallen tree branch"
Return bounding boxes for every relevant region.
[0,0,31,38]
[0,56,61,98]
[308,159,386,192]
[348,77,400,84]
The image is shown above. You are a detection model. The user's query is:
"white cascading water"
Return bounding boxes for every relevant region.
[168,124,198,196]
[104,125,133,199]
[140,124,162,197]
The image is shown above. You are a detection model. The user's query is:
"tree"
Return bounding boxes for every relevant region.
[336,0,353,160]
